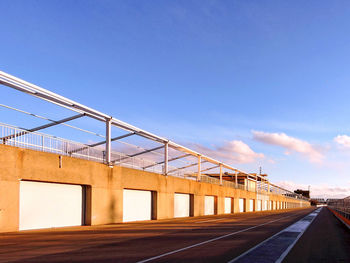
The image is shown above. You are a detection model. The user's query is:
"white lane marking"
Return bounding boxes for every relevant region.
[195,218,227,224]
[275,208,321,263]
[136,212,300,263]
[227,208,321,263]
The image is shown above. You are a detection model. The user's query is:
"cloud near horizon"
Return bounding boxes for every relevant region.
[334,135,350,148]
[252,131,324,163]
[275,180,350,199]
[192,140,264,164]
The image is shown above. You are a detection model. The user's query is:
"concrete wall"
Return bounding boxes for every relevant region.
[0,144,310,232]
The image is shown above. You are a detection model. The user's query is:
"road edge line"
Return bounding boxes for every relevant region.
[227,207,320,263]
[136,212,304,263]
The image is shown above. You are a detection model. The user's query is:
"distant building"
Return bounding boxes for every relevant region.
[294,189,310,199]
[313,198,325,202]
[326,198,341,203]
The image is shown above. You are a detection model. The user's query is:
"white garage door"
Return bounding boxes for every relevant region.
[174,193,190,218]
[123,189,152,222]
[239,198,245,212]
[249,199,254,212]
[224,197,232,214]
[204,196,215,215]
[257,200,262,211]
[19,181,83,230]
[263,200,268,211]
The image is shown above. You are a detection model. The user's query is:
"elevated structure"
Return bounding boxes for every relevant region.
[0,71,310,232]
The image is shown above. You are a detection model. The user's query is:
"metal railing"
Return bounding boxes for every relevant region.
[0,122,176,175]
[327,198,350,220]
[0,122,309,202]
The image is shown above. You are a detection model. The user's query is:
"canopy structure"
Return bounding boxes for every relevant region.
[0,70,306,199]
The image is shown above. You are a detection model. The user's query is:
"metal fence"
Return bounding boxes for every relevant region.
[327,198,350,220]
[0,122,308,201]
[0,122,172,174]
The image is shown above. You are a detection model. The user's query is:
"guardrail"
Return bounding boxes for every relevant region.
[0,122,309,202]
[328,199,350,221]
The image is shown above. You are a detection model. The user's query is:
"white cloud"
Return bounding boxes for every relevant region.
[276,180,350,199]
[252,131,324,163]
[192,140,264,164]
[334,135,350,148]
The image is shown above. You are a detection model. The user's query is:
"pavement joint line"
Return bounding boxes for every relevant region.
[195,218,227,223]
[136,210,307,263]
[227,208,321,263]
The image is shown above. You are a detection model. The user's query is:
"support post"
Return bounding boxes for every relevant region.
[105,118,112,165]
[197,155,201,182]
[164,142,168,175]
[219,164,223,185]
[235,170,238,188]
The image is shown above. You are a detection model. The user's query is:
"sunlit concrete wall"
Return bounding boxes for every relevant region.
[0,144,310,232]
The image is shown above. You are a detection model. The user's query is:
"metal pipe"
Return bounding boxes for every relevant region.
[164,142,168,175]
[219,164,223,185]
[197,156,201,182]
[105,118,112,165]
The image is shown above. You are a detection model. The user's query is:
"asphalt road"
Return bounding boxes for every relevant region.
[0,208,314,263]
[283,207,350,263]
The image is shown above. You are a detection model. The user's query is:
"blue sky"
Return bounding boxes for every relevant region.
[1,0,350,198]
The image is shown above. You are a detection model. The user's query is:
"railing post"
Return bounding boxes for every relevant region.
[164,142,168,175]
[105,118,112,165]
[235,170,238,188]
[197,155,201,182]
[219,164,223,185]
[41,135,44,151]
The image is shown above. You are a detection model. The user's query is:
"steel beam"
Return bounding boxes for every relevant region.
[197,156,201,182]
[167,160,208,174]
[106,118,112,165]
[219,164,223,185]
[91,132,135,148]
[164,142,168,175]
[68,132,135,155]
[113,145,164,163]
[235,170,238,187]
[142,153,191,169]
[0,113,84,141]
[200,165,220,173]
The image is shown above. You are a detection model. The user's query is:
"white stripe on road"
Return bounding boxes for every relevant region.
[136,212,301,263]
[227,208,321,263]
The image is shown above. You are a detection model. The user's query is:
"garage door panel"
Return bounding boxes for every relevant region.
[20,181,82,230]
[204,196,215,215]
[224,197,232,214]
[249,199,254,212]
[174,193,190,218]
[257,200,262,211]
[239,198,245,212]
[123,189,152,222]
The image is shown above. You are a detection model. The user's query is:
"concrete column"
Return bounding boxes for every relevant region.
[197,156,201,182]
[219,164,223,185]
[233,197,240,213]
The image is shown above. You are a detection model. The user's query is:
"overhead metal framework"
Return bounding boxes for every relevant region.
[0,70,274,184]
